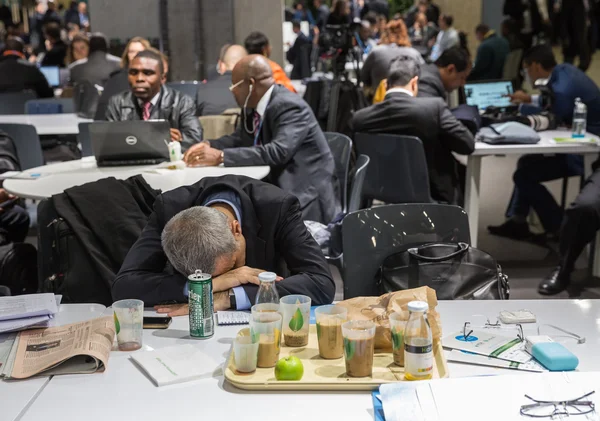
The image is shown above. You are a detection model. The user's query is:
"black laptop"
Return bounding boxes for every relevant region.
[89,121,171,167]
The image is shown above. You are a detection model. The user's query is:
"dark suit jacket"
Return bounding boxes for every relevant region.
[69,51,121,87]
[113,175,336,306]
[41,41,67,68]
[196,71,238,116]
[468,33,511,81]
[418,63,447,100]
[351,91,475,203]
[0,55,54,98]
[105,85,203,151]
[286,33,312,80]
[209,85,340,224]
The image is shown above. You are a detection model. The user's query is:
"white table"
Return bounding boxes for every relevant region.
[3,159,271,200]
[0,114,93,135]
[465,130,600,248]
[11,299,600,421]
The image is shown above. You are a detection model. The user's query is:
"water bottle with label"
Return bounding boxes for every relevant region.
[404,301,433,381]
[572,97,587,138]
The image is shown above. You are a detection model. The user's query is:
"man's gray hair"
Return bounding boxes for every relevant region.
[161,206,237,275]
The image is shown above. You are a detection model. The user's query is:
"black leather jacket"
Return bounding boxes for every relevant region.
[105,85,202,151]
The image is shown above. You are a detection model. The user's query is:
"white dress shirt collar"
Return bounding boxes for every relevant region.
[385,87,414,97]
[255,85,275,118]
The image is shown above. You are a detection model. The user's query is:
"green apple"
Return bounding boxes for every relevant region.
[274,356,304,381]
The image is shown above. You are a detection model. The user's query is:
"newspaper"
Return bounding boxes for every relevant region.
[6,316,115,379]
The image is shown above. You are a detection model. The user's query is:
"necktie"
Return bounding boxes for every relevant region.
[142,102,152,121]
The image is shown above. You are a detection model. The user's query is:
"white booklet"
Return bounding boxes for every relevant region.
[130,344,221,387]
[447,349,546,372]
[0,293,58,321]
[442,330,532,363]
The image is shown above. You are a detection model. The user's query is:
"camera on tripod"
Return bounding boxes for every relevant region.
[318,21,362,78]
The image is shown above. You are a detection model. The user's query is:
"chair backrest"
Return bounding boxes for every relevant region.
[0,123,44,170]
[166,81,200,100]
[199,108,240,140]
[348,154,370,213]
[73,80,100,118]
[355,133,432,204]
[78,122,93,157]
[0,91,37,115]
[341,204,470,298]
[25,98,75,114]
[503,49,524,83]
[324,132,352,213]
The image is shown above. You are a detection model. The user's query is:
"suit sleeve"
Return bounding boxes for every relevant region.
[438,102,475,154]
[242,195,335,305]
[178,95,203,150]
[222,103,309,167]
[210,125,244,150]
[468,44,491,81]
[112,197,188,305]
[105,96,120,121]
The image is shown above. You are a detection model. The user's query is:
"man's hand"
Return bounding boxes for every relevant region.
[170,128,182,142]
[506,90,532,104]
[154,303,188,317]
[214,291,230,311]
[213,266,282,292]
[184,144,223,167]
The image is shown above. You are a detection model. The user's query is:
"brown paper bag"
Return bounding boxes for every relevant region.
[337,286,442,351]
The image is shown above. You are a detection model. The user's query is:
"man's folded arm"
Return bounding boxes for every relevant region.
[112,200,187,305]
[241,195,335,305]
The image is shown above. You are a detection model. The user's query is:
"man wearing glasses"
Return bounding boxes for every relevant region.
[183,54,339,224]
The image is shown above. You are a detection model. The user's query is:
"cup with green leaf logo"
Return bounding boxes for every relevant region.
[280,295,311,347]
[389,312,407,366]
[315,305,347,359]
[342,320,376,377]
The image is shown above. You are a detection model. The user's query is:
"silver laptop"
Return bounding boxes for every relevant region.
[89,121,171,166]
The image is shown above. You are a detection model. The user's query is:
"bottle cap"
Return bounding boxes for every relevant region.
[258,272,277,282]
[407,301,428,312]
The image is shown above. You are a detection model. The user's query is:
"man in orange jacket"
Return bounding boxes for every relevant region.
[244,31,297,93]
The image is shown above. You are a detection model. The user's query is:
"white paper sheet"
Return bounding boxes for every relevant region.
[0,293,58,321]
[0,315,51,334]
[447,349,547,372]
[130,344,220,387]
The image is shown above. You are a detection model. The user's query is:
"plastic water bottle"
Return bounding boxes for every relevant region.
[404,301,433,381]
[255,272,279,305]
[572,97,587,138]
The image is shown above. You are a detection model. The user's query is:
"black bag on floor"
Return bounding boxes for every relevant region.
[0,242,38,295]
[380,242,510,300]
[37,198,113,306]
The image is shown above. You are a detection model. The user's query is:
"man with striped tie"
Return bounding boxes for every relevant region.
[105,49,202,151]
[183,54,339,224]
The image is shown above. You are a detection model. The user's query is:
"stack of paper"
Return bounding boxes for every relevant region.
[0,294,61,334]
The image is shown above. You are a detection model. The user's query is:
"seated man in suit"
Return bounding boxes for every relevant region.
[0,37,53,98]
[244,31,297,93]
[352,57,475,204]
[418,46,471,100]
[113,175,335,315]
[196,44,247,116]
[105,49,202,150]
[69,33,121,87]
[468,24,510,81]
[183,55,339,224]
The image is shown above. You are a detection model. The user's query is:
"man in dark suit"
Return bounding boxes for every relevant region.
[69,33,121,87]
[352,58,475,204]
[113,175,335,315]
[196,44,247,116]
[40,22,67,67]
[0,37,53,98]
[418,46,471,100]
[468,24,510,81]
[286,20,312,80]
[106,49,202,150]
[184,55,340,224]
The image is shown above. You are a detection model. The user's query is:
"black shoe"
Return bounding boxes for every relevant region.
[538,266,570,295]
[487,220,533,241]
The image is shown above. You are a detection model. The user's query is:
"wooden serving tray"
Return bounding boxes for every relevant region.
[225,325,448,391]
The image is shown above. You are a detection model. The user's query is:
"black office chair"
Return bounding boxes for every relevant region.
[325,132,352,213]
[25,98,75,114]
[0,123,44,170]
[341,204,470,298]
[348,154,370,213]
[167,81,201,99]
[78,122,93,157]
[355,133,432,204]
[0,91,37,115]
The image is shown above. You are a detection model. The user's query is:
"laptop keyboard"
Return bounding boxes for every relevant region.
[98,159,167,167]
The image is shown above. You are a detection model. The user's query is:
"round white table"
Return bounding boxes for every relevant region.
[0,114,92,135]
[3,158,271,200]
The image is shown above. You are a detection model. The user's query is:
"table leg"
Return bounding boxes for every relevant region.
[583,154,600,277]
[465,156,482,247]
